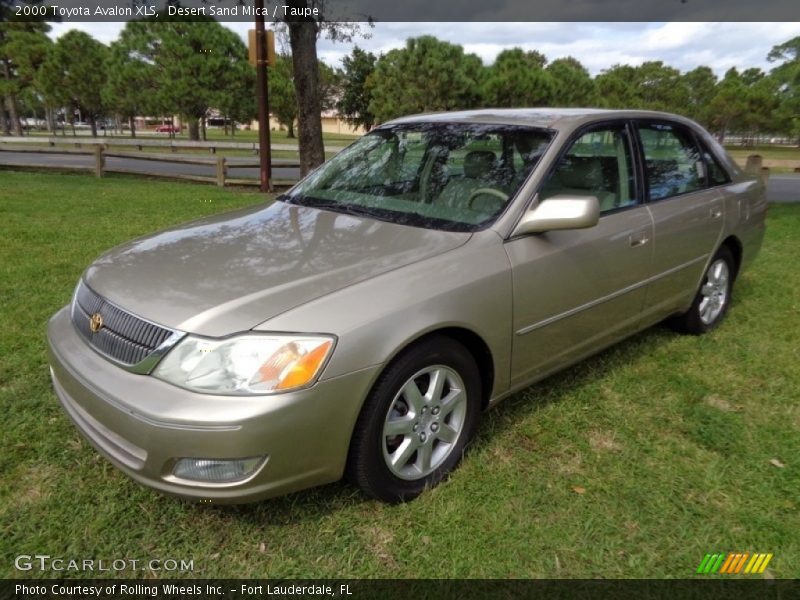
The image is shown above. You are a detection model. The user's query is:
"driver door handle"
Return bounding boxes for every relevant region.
[629,232,649,248]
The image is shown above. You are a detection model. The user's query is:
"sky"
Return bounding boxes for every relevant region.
[48,21,800,76]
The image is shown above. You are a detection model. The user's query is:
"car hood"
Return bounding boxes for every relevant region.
[84,201,470,336]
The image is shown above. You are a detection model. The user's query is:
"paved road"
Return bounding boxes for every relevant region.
[766,175,800,203]
[1,150,799,202]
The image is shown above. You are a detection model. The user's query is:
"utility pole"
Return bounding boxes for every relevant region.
[254,0,272,192]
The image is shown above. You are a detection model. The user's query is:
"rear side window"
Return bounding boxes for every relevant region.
[638,123,704,200]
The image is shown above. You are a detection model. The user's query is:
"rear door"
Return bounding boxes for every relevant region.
[633,121,725,323]
[506,121,654,386]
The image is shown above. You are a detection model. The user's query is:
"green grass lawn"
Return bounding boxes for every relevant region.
[1,171,798,579]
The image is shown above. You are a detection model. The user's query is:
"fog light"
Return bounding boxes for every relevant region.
[172,457,265,483]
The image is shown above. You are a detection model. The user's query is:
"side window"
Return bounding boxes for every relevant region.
[639,123,704,200]
[540,125,637,213]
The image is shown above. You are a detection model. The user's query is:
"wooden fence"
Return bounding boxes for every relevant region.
[0,142,300,188]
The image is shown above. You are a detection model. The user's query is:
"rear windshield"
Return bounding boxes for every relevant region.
[281,122,553,232]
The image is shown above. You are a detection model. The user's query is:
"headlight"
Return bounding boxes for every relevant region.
[153,334,335,395]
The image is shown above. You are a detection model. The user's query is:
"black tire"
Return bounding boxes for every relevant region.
[346,335,482,503]
[668,245,736,335]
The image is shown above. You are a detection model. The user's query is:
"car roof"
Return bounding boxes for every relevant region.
[386,108,698,131]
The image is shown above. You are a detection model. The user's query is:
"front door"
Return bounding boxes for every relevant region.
[506,122,654,386]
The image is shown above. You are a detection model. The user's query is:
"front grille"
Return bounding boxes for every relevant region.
[71,281,175,367]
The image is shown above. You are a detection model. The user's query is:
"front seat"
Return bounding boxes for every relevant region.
[435,150,498,210]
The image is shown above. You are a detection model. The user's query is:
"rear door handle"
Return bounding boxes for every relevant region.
[710,207,723,219]
[629,232,649,247]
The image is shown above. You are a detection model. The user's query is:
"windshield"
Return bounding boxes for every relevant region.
[281,122,553,232]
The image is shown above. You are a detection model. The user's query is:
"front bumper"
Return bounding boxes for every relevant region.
[47,306,379,503]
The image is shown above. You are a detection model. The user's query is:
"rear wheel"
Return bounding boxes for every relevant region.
[669,246,735,334]
[347,336,482,503]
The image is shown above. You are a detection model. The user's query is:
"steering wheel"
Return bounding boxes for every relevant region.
[467,188,509,210]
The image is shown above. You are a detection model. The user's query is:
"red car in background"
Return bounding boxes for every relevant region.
[155,124,180,133]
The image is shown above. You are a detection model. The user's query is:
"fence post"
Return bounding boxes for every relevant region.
[745,154,763,175]
[760,167,770,187]
[216,156,227,187]
[93,145,105,178]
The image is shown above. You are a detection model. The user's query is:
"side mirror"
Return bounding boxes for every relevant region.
[512,195,600,236]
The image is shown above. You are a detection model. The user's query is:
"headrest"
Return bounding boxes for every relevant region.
[463,150,496,179]
[557,156,603,190]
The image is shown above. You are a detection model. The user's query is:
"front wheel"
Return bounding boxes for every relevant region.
[669,246,735,334]
[347,336,482,503]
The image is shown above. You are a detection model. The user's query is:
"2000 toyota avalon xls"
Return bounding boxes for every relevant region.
[48,109,766,503]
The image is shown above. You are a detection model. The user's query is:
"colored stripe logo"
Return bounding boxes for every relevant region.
[696,552,773,574]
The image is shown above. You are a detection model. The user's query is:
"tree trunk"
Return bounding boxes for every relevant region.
[288,18,325,176]
[10,98,20,136]
[90,115,97,138]
[2,59,23,136]
[46,106,55,132]
[1,104,9,135]
[201,116,207,141]
[287,120,295,138]
[188,118,200,141]
[129,115,136,138]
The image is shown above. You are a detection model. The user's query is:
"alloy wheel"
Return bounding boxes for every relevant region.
[699,258,730,325]
[381,365,468,481]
